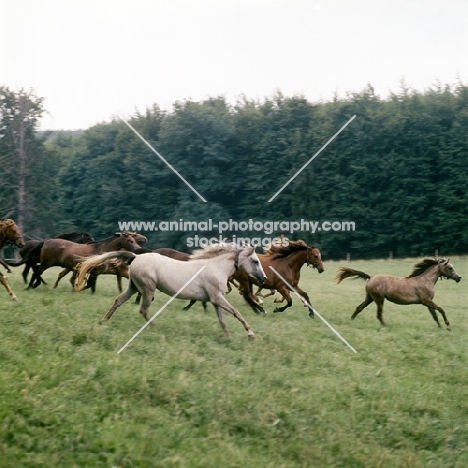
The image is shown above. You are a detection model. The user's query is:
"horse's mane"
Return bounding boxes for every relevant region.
[407,258,443,277]
[263,239,312,259]
[55,232,95,242]
[190,242,242,260]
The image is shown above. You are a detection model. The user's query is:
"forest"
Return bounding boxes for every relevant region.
[1,82,467,260]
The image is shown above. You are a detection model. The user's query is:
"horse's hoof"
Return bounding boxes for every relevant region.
[447,326,452,331]
[11,296,18,301]
[247,332,255,339]
[308,311,314,319]
[273,308,283,313]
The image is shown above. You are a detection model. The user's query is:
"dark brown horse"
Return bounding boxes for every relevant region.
[52,231,147,290]
[336,258,462,330]
[232,239,324,317]
[0,219,25,300]
[7,232,95,288]
[34,232,141,289]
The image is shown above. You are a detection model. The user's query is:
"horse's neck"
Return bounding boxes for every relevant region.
[421,265,440,284]
[207,254,237,281]
[286,250,308,270]
[99,237,125,251]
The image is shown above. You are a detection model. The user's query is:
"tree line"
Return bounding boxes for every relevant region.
[1,82,467,260]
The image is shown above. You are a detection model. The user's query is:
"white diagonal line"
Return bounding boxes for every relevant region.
[269,266,357,353]
[117,266,206,354]
[118,115,207,202]
[268,115,356,202]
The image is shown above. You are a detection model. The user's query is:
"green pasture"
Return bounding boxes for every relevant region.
[0,257,467,467]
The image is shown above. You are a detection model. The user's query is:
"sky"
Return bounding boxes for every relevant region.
[2,0,467,131]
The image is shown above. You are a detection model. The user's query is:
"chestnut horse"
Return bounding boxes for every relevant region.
[232,239,324,317]
[336,258,462,330]
[0,219,25,300]
[34,232,141,289]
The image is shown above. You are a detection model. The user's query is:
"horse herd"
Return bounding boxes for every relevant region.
[0,218,462,338]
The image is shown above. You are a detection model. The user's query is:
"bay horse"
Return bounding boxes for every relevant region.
[34,232,141,288]
[52,231,148,291]
[336,258,462,330]
[232,239,324,317]
[6,232,96,289]
[75,243,267,338]
[0,219,25,300]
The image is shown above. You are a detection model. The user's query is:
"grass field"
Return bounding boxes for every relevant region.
[0,257,467,467]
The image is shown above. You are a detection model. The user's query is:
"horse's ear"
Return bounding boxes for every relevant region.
[247,246,255,256]
[114,232,125,237]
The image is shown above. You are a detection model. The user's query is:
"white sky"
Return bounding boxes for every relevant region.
[2,0,467,130]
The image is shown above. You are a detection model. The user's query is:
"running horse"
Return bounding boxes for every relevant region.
[32,232,141,287]
[232,239,324,317]
[336,258,462,330]
[74,243,267,338]
[0,219,25,300]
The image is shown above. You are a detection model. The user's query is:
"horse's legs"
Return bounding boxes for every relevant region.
[102,281,138,321]
[374,297,386,326]
[0,273,17,300]
[70,270,77,288]
[422,299,451,330]
[52,268,70,289]
[214,306,229,336]
[273,286,293,313]
[426,306,441,328]
[22,264,29,284]
[240,280,266,314]
[351,293,374,321]
[139,291,155,323]
[211,294,255,338]
[293,285,314,318]
[184,300,208,311]
[116,275,123,293]
[0,260,12,274]
[182,299,197,311]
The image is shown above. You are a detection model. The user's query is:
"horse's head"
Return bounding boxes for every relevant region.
[0,219,25,248]
[307,246,324,273]
[115,232,141,252]
[117,231,148,246]
[237,246,267,284]
[438,258,462,283]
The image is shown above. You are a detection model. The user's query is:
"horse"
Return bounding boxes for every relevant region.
[6,232,96,289]
[232,239,324,317]
[335,258,462,330]
[75,246,208,310]
[51,231,148,291]
[32,232,141,289]
[77,246,188,294]
[0,219,26,300]
[75,243,267,338]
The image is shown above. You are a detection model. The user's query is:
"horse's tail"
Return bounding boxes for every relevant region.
[335,267,371,284]
[74,251,137,292]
